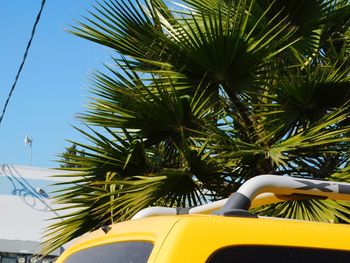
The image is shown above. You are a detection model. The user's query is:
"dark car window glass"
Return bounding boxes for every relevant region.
[64,241,153,263]
[207,245,350,263]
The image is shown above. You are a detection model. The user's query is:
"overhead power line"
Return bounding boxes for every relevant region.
[0,0,47,126]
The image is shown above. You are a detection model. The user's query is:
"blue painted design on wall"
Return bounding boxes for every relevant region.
[0,164,66,215]
[0,176,57,196]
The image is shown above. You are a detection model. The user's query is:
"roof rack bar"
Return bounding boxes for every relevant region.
[216,175,350,215]
[132,207,177,220]
[132,175,350,219]
[132,199,229,220]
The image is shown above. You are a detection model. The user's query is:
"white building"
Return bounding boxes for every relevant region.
[0,164,72,263]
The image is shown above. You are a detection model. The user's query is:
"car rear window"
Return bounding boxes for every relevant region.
[207,245,350,263]
[64,241,153,263]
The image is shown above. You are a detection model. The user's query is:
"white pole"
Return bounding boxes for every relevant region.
[24,135,33,166]
[29,142,32,166]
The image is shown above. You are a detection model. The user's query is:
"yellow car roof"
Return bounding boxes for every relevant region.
[57,214,350,263]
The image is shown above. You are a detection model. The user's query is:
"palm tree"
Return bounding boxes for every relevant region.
[59,143,85,168]
[42,0,350,254]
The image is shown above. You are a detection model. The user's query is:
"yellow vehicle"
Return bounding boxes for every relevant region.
[56,175,350,262]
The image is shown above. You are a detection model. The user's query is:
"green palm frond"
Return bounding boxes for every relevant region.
[273,60,350,125]
[253,199,350,223]
[82,64,217,147]
[72,0,299,93]
[43,126,208,255]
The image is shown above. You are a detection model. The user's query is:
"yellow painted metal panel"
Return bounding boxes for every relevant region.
[156,215,350,262]
[57,215,350,263]
[55,216,180,263]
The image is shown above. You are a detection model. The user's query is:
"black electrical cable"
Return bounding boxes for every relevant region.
[0,0,47,126]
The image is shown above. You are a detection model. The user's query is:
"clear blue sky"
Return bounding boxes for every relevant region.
[0,1,112,167]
